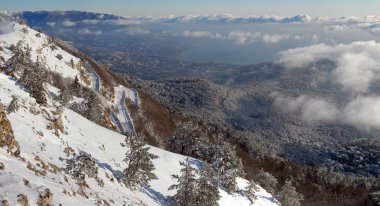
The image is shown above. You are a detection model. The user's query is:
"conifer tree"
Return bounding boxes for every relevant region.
[211,141,245,194]
[71,76,82,95]
[167,122,209,159]
[58,85,72,104]
[122,132,158,190]
[253,169,278,195]
[169,160,220,206]
[276,179,304,206]
[193,163,220,206]
[8,41,47,105]
[244,180,260,204]
[169,158,197,206]
[85,92,103,124]
[19,62,47,105]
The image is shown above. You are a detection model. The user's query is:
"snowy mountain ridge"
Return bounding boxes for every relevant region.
[0,20,279,206]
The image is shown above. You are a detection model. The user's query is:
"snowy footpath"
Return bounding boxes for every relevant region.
[113,86,137,134]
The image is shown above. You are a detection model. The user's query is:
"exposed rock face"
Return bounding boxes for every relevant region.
[0,103,20,156]
[37,189,53,206]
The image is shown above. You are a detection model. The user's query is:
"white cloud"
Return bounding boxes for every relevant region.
[62,20,76,27]
[324,25,350,32]
[116,27,150,35]
[103,19,140,25]
[228,31,262,44]
[324,21,380,35]
[333,52,379,94]
[228,31,305,45]
[272,93,338,123]
[78,29,102,35]
[342,96,380,130]
[81,19,99,25]
[272,93,380,129]
[277,41,380,94]
[183,30,223,39]
[274,41,380,129]
[46,22,56,27]
[262,34,290,44]
[135,14,313,24]
[0,22,14,34]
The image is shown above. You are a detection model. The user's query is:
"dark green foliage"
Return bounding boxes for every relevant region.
[66,153,98,179]
[6,41,47,105]
[169,159,197,206]
[244,180,260,204]
[169,160,220,206]
[166,122,210,159]
[56,54,63,60]
[253,169,278,195]
[122,132,158,190]
[19,62,47,105]
[65,77,105,125]
[276,179,304,206]
[193,163,220,206]
[65,153,103,185]
[210,141,245,194]
[167,122,245,194]
[6,96,19,113]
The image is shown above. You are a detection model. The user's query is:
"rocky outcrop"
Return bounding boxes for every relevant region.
[0,103,20,156]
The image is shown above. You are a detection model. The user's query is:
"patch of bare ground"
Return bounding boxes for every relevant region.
[0,103,20,156]
[128,92,177,147]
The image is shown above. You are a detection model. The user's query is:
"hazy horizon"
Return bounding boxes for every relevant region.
[2,0,380,17]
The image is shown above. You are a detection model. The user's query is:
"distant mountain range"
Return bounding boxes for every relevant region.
[15,10,380,25]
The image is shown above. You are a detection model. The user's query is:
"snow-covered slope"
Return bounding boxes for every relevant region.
[0,22,81,79]
[0,20,279,206]
[0,20,135,134]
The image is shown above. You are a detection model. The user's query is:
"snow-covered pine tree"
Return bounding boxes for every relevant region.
[167,121,209,160]
[169,158,197,206]
[122,132,158,190]
[9,42,48,105]
[19,61,47,105]
[193,163,220,206]
[85,92,104,125]
[70,76,82,95]
[211,141,245,194]
[253,169,278,195]
[244,180,260,204]
[276,179,304,206]
[65,153,98,184]
[58,85,73,104]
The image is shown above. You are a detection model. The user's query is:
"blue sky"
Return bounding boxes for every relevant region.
[1,0,379,17]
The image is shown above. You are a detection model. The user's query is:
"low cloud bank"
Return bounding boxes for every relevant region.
[273,93,380,130]
[278,41,380,94]
[183,30,222,39]
[78,29,102,35]
[179,30,310,45]
[133,14,313,24]
[62,20,76,27]
[272,93,338,123]
[275,41,380,130]
[0,21,14,34]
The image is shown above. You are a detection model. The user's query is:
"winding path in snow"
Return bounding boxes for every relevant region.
[110,112,125,134]
[116,89,136,135]
[86,63,126,133]
[86,61,137,135]
[131,88,139,108]
[86,62,101,92]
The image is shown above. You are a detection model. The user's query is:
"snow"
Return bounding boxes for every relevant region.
[111,86,137,134]
[0,71,279,206]
[0,20,279,206]
[0,21,82,79]
[86,61,100,92]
